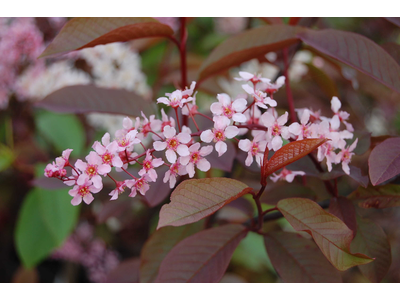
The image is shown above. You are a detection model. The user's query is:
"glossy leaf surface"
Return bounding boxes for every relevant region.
[349,184,400,208]
[277,198,373,271]
[40,17,174,57]
[140,222,203,283]
[369,137,400,186]
[155,224,247,283]
[157,178,252,229]
[36,85,154,117]
[298,28,400,93]
[15,188,80,268]
[351,216,392,283]
[265,138,328,177]
[264,231,342,282]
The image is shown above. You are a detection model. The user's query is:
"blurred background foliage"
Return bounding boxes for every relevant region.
[0,17,400,283]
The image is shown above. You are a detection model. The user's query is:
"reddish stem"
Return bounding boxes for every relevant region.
[283,47,296,123]
[174,108,182,132]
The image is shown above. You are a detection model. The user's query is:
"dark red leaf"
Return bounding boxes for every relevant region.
[206,140,236,172]
[349,184,400,208]
[277,198,373,271]
[140,222,203,283]
[385,17,400,28]
[155,224,247,283]
[329,196,357,236]
[381,42,400,66]
[35,85,154,117]
[40,17,174,58]
[143,165,172,207]
[264,231,342,282]
[106,258,140,283]
[198,25,300,82]
[261,182,316,205]
[320,165,369,188]
[265,138,328,177]
[157,178,252,229]
[298,28,400,94]
[351,216,392,283]
[368,137,400,186]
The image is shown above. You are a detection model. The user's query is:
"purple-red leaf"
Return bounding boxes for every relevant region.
[351,216,392,283]
[385,17,400,28]
[198,25,300,82]
[155,224,247,283]
[298,28,400,94]
[264,231,342,282]
[329,196,357,236]
[265,138,328,177]
[106,258,140,283]
[320,165,369,188]
[35,85,154,117]
[143,165,172,207]
[349,184,400,209]
[277,198,373,271]
[381,42,400,66]
[40,17,174,58]
[369,137,400,186]
[140,222,203,283]
[157,178,252,229]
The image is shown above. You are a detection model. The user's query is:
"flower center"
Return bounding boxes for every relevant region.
[251,143,259,156]
[78,186,90,196]
[272,124,281,136]
[167,137,179,150]
[86,164,98,177]
[214,129,225,142]
[143,160,152,170]
[223,105,233,118]
[102,152,113,165]
[190,152,200,163]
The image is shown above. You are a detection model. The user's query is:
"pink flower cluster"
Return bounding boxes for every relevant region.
[45,71,358,205]
[0,18,45,109]
[52,223,119,283]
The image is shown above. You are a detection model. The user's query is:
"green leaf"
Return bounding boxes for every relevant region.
[277,198,373,271]
[0,143,15,172]
[264,231,342,282]
[157,178,252,229]
[40,17,174,58]
[198,24,300,82]
[36,111,85,156]
[35,85,154,117]
[140,222,203,283]
[348,184,400,208]
[351,216,392,283]
[15,187,80,268]
[155,224,248,283]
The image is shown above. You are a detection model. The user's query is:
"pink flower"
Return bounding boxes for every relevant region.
[138,150,164,181]
[336,138,358,175]
[330,96,354,132]
[260,110,290,151]
[180,143,213,178]
[317,141,337,172]
[210,93,247,122]
[238,133,268,167]
[153,125,191,163]
[163,159,188,188]
[157,82,196,109]
[68,178,101,206]
[75,151,112,189]
[234,71,271,85]
[263,76,285,94]
[109,181,127,201]
[92,133,123,168]
[126,175,151,198]
[137,112,162,138]
[242,84,277,109]
[270,168,305,183]
[288,109,312,140]
[55,148,73,169]
[200,116,239,156]
[115,129,141,152]
[160,108,175,131]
